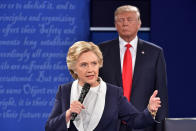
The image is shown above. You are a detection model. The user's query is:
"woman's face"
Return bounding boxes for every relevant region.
[75,51,100,87]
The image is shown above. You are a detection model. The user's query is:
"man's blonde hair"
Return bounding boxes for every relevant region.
[114,5,141,21]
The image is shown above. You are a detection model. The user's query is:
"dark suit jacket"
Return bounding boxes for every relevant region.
[45,82,155,131]
[99,38,168,131]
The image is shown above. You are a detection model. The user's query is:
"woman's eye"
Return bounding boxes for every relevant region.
[81,63,87,67]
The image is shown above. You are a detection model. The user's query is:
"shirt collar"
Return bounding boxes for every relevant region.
[119,36,138,50]
[78,84,100,94]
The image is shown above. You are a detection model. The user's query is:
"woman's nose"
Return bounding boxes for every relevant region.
[87,65,94,72]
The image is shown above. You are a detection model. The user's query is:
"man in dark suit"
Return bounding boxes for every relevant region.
[98,5,168,131]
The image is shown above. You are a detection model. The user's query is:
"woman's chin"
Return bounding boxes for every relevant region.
[86,79,99,87]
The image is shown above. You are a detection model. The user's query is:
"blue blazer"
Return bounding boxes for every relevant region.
[98,38,168,131]
[45,82,155,131]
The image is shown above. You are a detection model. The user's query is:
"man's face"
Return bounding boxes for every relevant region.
[115,11,141,41]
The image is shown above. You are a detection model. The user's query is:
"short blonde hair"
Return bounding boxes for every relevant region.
[67,41,103,79]
[114,5,141,21]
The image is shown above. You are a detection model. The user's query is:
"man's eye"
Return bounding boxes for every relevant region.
[92,62,97,65]
[118,18,125,22]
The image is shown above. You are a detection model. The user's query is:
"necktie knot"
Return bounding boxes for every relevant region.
[125,44,131,49]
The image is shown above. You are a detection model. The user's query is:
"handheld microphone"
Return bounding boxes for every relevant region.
[70,83,91,121]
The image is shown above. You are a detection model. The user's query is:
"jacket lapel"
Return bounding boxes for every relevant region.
[132,39,144,93]
[63,83,72,111]
[113,39,123,87]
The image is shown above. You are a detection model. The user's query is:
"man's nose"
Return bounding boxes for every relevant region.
[123,20,129,25]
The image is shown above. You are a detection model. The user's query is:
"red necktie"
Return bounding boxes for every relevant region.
[122,44,132,102]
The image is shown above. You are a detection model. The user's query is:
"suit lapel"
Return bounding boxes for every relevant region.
[112,39,123,87]
[64,84,71,111]
[132,39,144,93]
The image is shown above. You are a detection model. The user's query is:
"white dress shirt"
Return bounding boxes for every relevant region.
[119,36,138,75]
[79,84,99,130]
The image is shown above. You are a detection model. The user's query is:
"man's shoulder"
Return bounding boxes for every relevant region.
[139,39,163,51]
[98,38,119,48]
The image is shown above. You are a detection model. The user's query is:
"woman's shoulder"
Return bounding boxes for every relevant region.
[105,83,124,102]
[106,82,123,93]
[58,82,73,92]
[60,82,73,87]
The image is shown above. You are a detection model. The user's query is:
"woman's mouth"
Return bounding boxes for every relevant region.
[86,75,95,79]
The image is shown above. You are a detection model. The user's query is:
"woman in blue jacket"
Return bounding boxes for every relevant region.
[45,41,161,131]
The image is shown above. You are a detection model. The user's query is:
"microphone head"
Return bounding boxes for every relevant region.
[83,83,90,92]
[84,83,90,88]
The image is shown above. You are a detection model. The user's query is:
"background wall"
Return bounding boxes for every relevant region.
[0,0,90,130]
[151,0,196,117]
